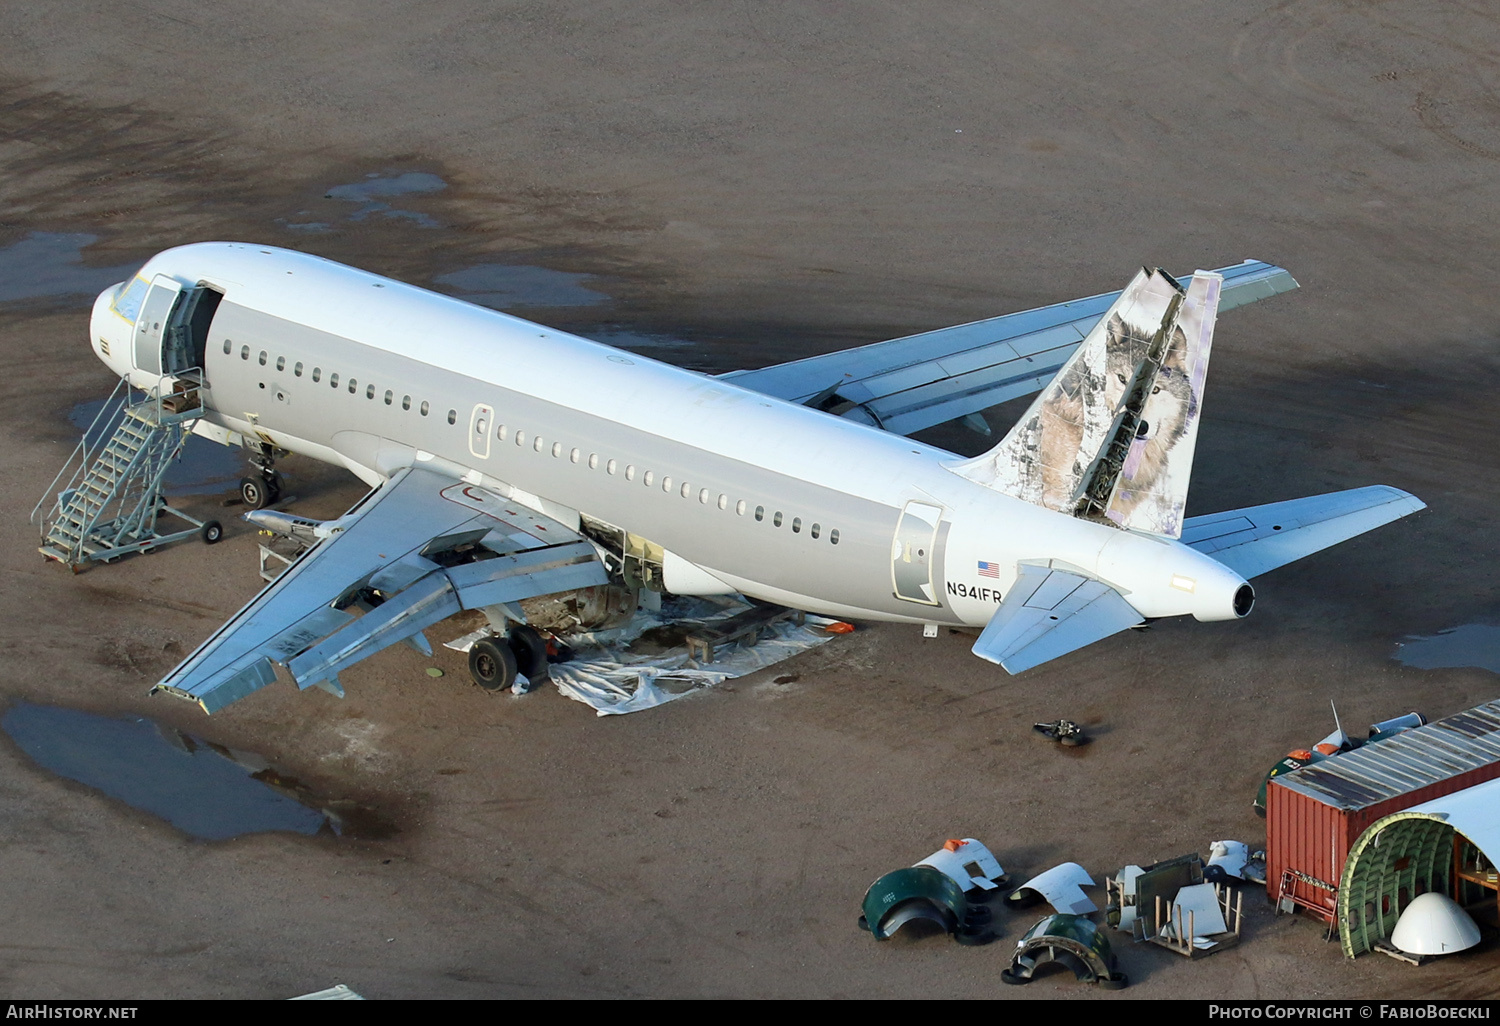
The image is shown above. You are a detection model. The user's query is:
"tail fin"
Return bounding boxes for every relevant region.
[950,267,1222,538]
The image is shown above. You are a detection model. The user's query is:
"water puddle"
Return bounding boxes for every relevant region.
[0,232,137,304]
[70,398,242,497]
[1395,625,1500,674]
[2,703,394,841]
[322,171,447,229]
[433,262,608,309]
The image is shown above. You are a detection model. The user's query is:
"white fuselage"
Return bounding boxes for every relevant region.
[89,243,1249,629]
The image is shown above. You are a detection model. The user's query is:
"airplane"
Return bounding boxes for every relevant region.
[78,243,1424,714]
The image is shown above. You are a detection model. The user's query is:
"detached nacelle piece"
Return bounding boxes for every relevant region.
[1001,914,1128,990]
[857,867,996,946]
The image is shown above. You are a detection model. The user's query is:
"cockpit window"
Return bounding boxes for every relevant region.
[111,274,150,324]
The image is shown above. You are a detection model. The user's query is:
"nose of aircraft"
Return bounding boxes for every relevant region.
[89,283,131,377]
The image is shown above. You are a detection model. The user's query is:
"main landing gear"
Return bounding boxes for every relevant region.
[468,625,551,692]
[239,445,286,510]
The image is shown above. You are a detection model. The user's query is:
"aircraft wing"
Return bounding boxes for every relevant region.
[1181,485,1426,580]
[153,466,608,713]
[720,260,1297,437]
[970,564,1143,674]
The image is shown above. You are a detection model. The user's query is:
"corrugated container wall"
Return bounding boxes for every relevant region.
[1264,700,1500,922]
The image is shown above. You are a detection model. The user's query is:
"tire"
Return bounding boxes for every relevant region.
[200,520,223,545]
[468,637,517,692]
[507,625,549,680]
[239,476,269,509]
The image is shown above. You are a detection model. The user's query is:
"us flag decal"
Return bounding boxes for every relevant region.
[977,561,1000,578]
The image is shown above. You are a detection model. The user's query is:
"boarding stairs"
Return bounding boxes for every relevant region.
[33,376,217,570]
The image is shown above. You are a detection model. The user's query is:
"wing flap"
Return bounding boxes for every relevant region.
[1183,485,1426,579]
[971,564,1143,674]
[722,260,1297,437]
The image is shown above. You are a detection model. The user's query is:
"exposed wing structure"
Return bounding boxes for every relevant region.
[970,564,1143,674]
[1182,485,1427,580]
[721,260,1296,437]
[153,466,607,713]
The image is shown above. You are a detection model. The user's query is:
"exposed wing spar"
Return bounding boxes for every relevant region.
[722,260,1296,437]
[153,466,607,713]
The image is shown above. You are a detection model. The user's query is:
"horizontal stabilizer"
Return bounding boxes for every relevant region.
[971,564,1143,674]
[1182,485,1426,579]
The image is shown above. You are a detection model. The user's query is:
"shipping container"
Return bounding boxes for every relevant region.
[1265,700,1500,922]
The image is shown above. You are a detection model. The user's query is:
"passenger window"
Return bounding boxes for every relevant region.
[717,494,728,510]
[276,356,285,371]
[403,395,412,411]
[241,346,250,361]
[571,448,582,464]
[681,482,692,498]
[259,351,268,366]
[830,529,840,545]
[222,339,231,355]
[755,506,765,522]
[294,362,303,377]
[515,430,525,446]
[701,489,711,504]
[552,442,563,458]
[384,390,393,405]
[312,367,321,383]
[644,471,654,487]
[625,465,635,481]
[420,401,430,416]
[810,523,821,539]
[349,378,358,393]
[448,409,458,425]
[774,511,784,527]
[605,458,615,474]
[534,436,544,452]
[791,517,802,533]
[367,384,376,400]
[496,423,505,439]
[588,453,598,470]
[330,373,340,388]
[736,500,746,516]
[662,476,672,492]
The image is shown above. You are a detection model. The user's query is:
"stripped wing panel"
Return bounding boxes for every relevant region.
[153,466,606,713]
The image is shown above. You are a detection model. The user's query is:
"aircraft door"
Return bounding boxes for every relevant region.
[131,275,182,378]
[891,500,944,605]
[469,403,494,459]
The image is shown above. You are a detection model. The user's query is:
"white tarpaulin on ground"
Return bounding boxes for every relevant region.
[447,597,843,716]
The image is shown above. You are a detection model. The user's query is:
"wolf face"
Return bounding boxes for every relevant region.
[1109,320,1198,529]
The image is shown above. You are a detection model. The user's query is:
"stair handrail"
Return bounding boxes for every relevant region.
[31,376,132,531]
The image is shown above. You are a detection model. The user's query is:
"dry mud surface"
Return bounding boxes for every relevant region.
[2,0,1500,1000]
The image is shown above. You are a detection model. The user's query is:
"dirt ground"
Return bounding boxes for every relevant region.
[2,0,1500,1000]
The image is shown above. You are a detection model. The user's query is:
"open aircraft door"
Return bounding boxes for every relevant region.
[891,500,944,605]
[132,275,182,378]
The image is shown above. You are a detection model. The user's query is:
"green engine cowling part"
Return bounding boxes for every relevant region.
[858,866,994,945]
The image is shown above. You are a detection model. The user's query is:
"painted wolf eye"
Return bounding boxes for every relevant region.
[1116,373,1127,384]
[1152,385,1161,394]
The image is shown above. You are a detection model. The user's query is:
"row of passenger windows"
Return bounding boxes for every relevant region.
[226,339,840,545]
[492,421,841,544]
[229,340,458,423]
